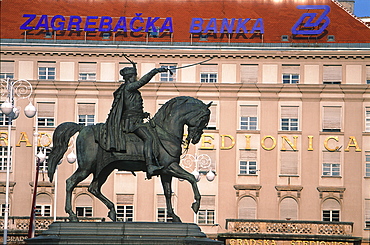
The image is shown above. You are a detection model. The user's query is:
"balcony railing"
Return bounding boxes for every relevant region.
[225,219,354,236]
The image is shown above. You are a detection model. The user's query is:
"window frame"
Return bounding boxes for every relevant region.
[0,146,12,172]
[117,205,134,222]
[160,64,177,82]
[200,72,217,83]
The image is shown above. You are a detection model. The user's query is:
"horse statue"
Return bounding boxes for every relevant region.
[47,96,211,222]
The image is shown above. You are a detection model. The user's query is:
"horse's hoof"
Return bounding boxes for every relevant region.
[191,202,200,213]
[69,215,79,222]
[108,210,117,222]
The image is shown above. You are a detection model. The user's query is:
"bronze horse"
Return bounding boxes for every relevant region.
[47,96,211,222]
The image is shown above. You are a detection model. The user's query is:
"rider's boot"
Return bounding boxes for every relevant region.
[146,159,164,179]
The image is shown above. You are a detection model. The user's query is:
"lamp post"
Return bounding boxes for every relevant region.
[1,78,36,245]
[180,154,216,182]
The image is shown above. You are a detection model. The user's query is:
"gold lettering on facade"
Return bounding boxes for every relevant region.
[307,136,314,151]
[0,132,9,146]
[221,135,235,150]
[199,134,214,149]
[344,136,361,152]
[281,136,298,151]
[16,132,32,147]
[261,135,276,151]
[324,136,339,152]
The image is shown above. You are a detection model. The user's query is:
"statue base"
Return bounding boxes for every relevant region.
[25,221,222,245]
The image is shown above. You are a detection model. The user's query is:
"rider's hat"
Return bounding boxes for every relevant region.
[120,54,137,77]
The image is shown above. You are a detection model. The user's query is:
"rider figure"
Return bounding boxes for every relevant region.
[105,58,168,179]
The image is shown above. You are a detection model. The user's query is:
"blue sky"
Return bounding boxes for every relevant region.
[354,0,370,17]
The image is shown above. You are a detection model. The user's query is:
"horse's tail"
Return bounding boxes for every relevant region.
[48,122,84,182]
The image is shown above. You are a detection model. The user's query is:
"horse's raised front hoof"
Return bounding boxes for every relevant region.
[69,214,79,222]
[108,210,117,222]
[191,202,200,214]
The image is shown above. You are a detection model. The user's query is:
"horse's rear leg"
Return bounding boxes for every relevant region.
[166,162,201,214]
[160,174,181,223]
[88,170,116,221]
[65,168,91,222]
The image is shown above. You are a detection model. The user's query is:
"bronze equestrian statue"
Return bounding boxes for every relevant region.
[47,57,211,222]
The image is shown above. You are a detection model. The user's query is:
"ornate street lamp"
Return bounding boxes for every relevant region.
[0,78,36,245]
[180,154,216,182]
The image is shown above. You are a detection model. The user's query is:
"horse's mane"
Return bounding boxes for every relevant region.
[153,96,205,123]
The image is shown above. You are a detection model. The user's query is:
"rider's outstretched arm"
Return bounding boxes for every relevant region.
[127,68,168,90]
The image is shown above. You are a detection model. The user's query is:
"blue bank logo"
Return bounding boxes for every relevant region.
[291,5,330,35]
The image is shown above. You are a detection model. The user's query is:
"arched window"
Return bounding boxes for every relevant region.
[238,196,257,219]
[36,194,52,217]
[75,194,93,217]
[280,197,298,220]
[0,193,6,216]
[322,198,340,222]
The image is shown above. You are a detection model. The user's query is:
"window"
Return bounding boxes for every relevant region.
[0,61,14,79]
[365,153,370,177]
[366,107,370,132]
[117,205,134,222]
[322,106,341,132]
[281,106,299,131]
[78,103,95,126]
[35,205,51,217]
[240,64,258,83]
[157,195,173,222]
[75,194,93,217]
[36,147,50,172]
[280,197,298,220]
[322,199,340,222]
[160,64,177,82]
[38,62,56,80]
[238,197,257,219]
[366,66,370,84]
[205,104,217,130]
[239,151,257,175]
[280,151,298,176]
[35,194,52,217]
[323,65,342,84]
[0,146,12,171]
[116,194,134,222]
[196,195,215,225]
[0,194,6,216]
[322,152,341,177]
[282,65,300,84]
[79,62,97,81]
[200,64,217,83]
[37,102,55,127]
[365,199,370,228]
[240,105,258,130]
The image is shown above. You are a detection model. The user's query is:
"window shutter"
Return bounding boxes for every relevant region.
[240,150,257,160]
[322,198,340,210]
[117,194,134,205]
[200,64,217,73]
[38,103,55,118]
[78,103,95,115]
[200,195,215,209]
[323,106,341,129]
[365,199,370,222]
[38,61,56,68]
[79,63,97,73]
[280,197,298,220]
[37,194,52,205]
[240,64,258,83]
[0,61,14,73]
[76,194,93,207]
[323,152,340,163]
[238,197,256,219]
[323,65,342,82]
[281,106,298,118]
[241,105,257,117]
[282,65,300,74]
[280,151,298,175]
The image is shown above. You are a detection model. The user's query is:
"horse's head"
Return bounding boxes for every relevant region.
[186,101,212,145]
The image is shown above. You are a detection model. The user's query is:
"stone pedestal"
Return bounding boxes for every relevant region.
[25,222,222,245]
